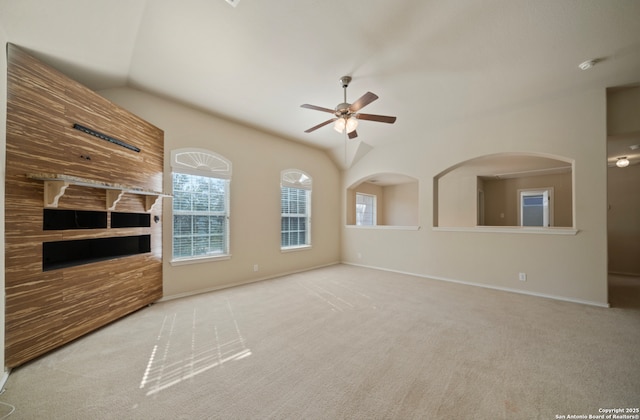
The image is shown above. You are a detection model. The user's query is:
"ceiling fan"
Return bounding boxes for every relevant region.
[301,76,397,139]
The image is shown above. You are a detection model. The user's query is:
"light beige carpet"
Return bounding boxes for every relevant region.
[1,265,639,419]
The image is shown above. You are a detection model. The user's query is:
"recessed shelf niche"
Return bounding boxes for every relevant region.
[43,235,151,271]
[44,209,107,230]
[111,212,151,228]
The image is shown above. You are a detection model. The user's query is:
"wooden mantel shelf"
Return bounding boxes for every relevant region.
[27,173,170,211]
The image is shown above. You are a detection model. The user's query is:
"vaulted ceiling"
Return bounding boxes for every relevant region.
[2,0,640,167]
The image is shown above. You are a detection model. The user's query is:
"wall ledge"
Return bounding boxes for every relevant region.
[432,226,578,235]
[345,225,421,231]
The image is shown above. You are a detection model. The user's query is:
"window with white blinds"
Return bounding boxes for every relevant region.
[171,149,231,262]
[356,193,376,226]
[281,170,311,249]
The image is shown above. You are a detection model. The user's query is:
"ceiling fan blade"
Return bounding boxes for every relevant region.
[348,130,358,139]
[301,104,336,114]
[349,92,378,112]
[304,118,337,133]
[356,113,397,124]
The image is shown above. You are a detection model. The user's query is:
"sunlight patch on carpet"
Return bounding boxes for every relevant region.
[139,298,251,396]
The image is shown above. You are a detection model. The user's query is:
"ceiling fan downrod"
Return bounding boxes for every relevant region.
[337,76,352,115]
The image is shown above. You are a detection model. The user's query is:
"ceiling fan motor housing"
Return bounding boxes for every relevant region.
[335,103,351,116]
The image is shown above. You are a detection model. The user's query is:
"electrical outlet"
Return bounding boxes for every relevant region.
[253,264,258,272]
[518,272,527,281]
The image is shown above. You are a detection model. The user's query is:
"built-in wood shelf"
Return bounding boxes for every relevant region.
[27,173,169,212]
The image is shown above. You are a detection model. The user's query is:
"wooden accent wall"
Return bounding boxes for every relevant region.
[5,44,164,367]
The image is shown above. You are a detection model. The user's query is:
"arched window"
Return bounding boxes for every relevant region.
[171,149,231,262]
[281,170,312,250]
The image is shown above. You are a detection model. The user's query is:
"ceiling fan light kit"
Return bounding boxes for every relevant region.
[334,115,358,134]
[345,116,358,133]
[301,75,396,139]
[578,59,596,70]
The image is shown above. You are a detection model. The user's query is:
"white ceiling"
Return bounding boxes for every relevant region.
[2,0,640,167]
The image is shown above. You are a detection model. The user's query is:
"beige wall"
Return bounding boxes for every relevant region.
[482,172,573,227]
[99,88,341,298]
[382,182,419,226]
[343,88,609,306]
[437,172,478,227]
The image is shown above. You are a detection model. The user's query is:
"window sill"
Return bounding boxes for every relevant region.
[281,245,311,253]
[170,254,231,266]
[432,226,578,235]
[345,225,421,231]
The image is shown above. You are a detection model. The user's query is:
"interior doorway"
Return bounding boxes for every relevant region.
[606,84,640,309]
[518,188,553,227]
[607,85,640,279]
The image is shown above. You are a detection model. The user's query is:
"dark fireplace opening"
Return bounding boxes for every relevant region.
[43,235,151,271]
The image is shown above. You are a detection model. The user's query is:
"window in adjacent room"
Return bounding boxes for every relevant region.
[281,169,312,250]
[518,188,553,227]
[171,148,231,262]
[346,174,419,227]
[355,193,376,226]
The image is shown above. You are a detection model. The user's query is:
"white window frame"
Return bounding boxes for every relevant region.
[355,192,377,226]
[281,169,312,251]
[170,148,232,264]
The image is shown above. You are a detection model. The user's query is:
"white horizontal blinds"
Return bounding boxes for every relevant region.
[171,149,231,260]
[173,174,229,257]
[356,193,375,226]
[281,170,311,248]
[281,187,309,247]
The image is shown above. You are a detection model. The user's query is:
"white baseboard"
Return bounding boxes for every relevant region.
[343,262,610,308]
[0,369,11,392]
[159,261,341,302]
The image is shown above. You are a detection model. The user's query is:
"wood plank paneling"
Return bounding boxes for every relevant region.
[5,44,165,367]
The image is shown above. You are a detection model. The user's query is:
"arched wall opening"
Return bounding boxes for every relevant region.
[434,153,574,228]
